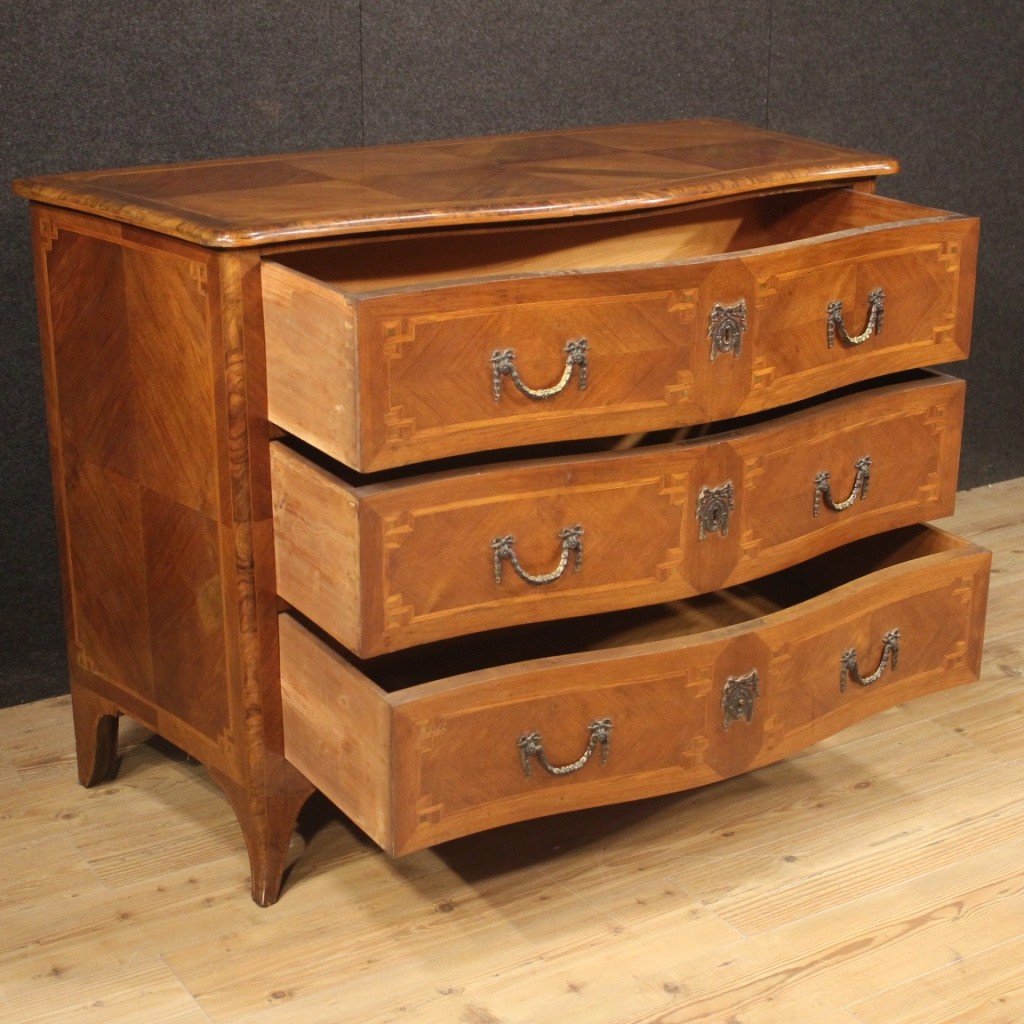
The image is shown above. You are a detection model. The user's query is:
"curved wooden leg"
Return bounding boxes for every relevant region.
[70,683,122,787]
[209,758,316,907]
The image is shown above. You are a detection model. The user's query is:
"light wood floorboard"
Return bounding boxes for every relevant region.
[1,478,1022,1024]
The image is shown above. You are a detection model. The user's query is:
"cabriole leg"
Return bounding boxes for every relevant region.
[209,760,316,907]
[70,682,122,787]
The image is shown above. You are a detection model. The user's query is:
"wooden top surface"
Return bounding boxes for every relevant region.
[13,119,899,248]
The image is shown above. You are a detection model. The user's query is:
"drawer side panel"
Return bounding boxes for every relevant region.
[270,444,363,652]
[279,615,393,849]
[264,259,360,469]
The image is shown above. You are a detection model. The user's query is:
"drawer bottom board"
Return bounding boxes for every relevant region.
[281,525,990,856]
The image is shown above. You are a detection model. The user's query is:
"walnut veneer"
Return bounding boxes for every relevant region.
[13,120,988,905]
[271,372,966,657]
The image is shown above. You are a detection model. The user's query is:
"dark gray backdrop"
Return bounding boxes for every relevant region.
[3,1,1021,707]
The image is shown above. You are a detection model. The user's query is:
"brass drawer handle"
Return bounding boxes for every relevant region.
[517,718,612,777]
[813,455,872,516]
[827,287,885,348]
[492,525,583,585]
[491,338,589,401]
[840,629,901,692]
[722,669,760,730]
[708,299,748,360]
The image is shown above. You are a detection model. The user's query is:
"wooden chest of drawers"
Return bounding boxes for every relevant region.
[14,119,989,905]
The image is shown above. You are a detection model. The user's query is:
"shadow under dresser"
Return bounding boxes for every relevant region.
[13,118,989,904]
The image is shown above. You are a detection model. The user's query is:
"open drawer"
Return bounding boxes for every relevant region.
[271,371,965,657]
[280,524,990,856]
[263,188,978,471]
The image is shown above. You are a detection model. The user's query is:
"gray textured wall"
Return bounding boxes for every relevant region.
[2,1,1021,706]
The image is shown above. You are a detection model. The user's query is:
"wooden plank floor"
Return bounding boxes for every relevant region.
[1,478,1022,1024]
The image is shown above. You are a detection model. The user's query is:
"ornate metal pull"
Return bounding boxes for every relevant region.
[492,525,583,585]
[517,718,612,777]
[708,299,748,360]
[492,339,588,401]
[840,629,901,692]
[827,287,885,348]
[813,456,872,516]
[696,481,735,540]
[722,670,760,730]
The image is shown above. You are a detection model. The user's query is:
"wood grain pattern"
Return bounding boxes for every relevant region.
[279,524,990,855]
[851,933,1024,1024]
[271,372,965,656]
[262,258,361,469]
[270,447,363,646]
[68,685,121,787]
[12,119,898,247]
[30,206,312,906]
[214,246,316,906]
[279,620,391,844]
[1,478,1017,1024]
[263,188,976,470]
[19,122,984,908]
[36,210,232,740]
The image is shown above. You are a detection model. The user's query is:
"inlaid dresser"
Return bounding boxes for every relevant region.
[14,119,989,905]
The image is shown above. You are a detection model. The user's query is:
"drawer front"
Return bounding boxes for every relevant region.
[271,373,965,657]
[264,206,977,472]
[279,528,991,855]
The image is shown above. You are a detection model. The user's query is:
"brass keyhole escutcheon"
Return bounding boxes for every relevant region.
[697,482,735,541]
[708,299,748,360]
[722,670,760,730]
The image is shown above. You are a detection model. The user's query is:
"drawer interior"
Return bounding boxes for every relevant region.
[267,189,957,296]
[306,524,967,696]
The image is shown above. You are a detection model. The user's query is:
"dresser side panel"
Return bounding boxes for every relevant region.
[35,214,154,697]
[32,206,244,775]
